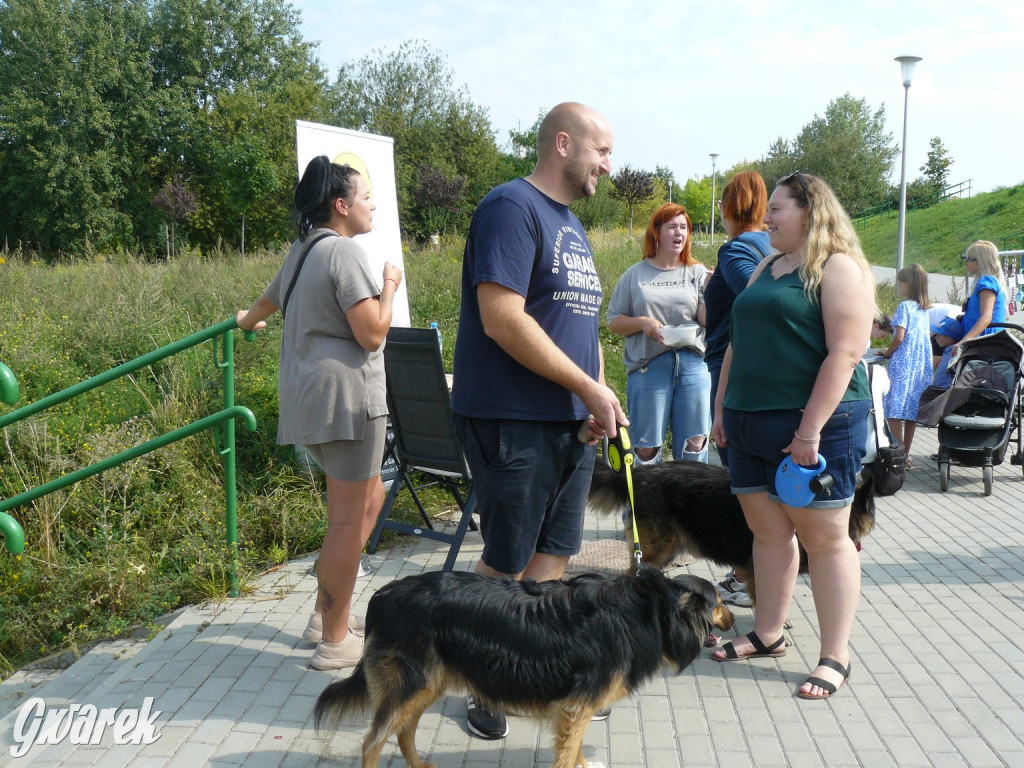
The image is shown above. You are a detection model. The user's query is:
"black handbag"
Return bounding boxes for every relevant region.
[872,442,906,496]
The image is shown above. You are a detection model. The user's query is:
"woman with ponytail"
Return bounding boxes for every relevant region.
[237,155,403,670]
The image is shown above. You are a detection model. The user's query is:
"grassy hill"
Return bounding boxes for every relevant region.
[851,184,1024,274]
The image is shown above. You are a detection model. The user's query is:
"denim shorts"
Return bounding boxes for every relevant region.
[626,348,710,461]
[722,401,870,508]
[452,415,595,575]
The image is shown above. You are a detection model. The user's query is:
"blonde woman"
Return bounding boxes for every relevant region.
[711,172,875,701]
[956,240,1007,350]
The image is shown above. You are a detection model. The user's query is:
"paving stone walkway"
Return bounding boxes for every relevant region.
[2,426,1024,767]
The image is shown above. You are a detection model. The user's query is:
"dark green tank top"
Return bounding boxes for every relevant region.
[724,257,869,411]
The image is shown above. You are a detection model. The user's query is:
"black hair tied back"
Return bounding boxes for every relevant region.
[293,155,359,240]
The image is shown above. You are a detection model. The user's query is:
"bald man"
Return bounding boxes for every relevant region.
[451,102,627,739]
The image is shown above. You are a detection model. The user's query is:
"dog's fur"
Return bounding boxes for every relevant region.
[587,460,876,603]
[314,567,735,768]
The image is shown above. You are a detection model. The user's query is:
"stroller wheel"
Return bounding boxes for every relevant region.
[938,461,950,492]
[983,465,993,496]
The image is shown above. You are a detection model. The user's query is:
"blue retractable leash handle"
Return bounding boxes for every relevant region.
[606,426,643,573]
[775,455,834,507]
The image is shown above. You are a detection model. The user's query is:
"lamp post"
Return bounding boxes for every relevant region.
[709,153,719,246]
[895,55,922,271]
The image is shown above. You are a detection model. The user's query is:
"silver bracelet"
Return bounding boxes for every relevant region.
[793,432,820,442]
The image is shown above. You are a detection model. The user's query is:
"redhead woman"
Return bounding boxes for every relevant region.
[702,171,771,606]
[607,203,710,463]
[236,156,403,670]
[711,172,875,700]
[704,171,771,465]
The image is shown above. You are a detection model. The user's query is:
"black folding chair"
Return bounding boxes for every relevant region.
[366,327,476,571]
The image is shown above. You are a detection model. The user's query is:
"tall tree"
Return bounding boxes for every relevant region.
[504,110,545,178]
[328,40,504,242]
[920,136,953,192]
[609,165,655,236]
[0,0,154,255]
[152,178,198,258]
[411,163,467,237]
[789,94,899,213]
[212,133,280,257]
[680,177,713,232]
[150,0,328,250]
[571,175,622,231]
[754,138,797,190]
[654,165,678,202]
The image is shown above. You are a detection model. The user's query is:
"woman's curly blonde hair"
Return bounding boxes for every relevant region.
[776,171,874,302]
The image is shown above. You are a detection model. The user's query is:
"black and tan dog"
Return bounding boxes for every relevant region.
[314,567,734,768]
[588,460,876,604]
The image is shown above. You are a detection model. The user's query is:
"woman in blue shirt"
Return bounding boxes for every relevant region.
[956,240,1007,351]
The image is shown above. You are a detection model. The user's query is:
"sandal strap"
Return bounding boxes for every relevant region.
[748,631,785,654]
[816,657,851,679]
[718,631,786,660]
[720,639,741,659]
[802,675,838,695]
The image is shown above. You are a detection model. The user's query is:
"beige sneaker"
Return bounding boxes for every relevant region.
[310,632,363,670]
[301,611,365,643]
[349,613,366,634]
[301,612,322,643]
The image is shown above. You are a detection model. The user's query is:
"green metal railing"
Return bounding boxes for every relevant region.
[0,362,24,554]
[0,319,257,595]
[852,179,973,228]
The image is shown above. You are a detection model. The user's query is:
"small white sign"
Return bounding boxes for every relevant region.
[295,120,410,327]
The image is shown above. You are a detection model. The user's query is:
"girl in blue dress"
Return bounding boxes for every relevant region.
[879,263,932,466]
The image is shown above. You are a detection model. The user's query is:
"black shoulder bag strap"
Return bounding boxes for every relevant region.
[280,232,335,320]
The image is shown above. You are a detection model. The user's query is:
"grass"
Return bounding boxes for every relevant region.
[0,184,1017,675]
[854,184,1024,273]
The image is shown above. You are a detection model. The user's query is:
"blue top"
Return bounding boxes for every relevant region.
[961,274,1007,337]
[451,178,602,420]
[703,231,771,370]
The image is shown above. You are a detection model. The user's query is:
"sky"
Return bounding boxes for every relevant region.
[295,0,1024,197]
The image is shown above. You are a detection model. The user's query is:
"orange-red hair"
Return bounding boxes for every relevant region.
[720,172,767,234]
[642,203,694,263]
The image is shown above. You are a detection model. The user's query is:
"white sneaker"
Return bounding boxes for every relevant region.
[717,573,753,608]
[310,632,364,670]
[301,611,365,642]
[357,555,377,578]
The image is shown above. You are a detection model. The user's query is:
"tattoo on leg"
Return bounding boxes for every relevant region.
[320,584,336,613]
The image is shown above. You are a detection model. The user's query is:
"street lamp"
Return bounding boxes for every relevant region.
[895,55,922,271]
[709,153,719,246]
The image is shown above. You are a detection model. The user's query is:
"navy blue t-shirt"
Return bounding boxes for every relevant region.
[451,178,602,420]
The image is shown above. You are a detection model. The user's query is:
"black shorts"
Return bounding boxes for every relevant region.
[453,415,595,575]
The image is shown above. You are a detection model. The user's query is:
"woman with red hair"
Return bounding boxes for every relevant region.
[607,203,710,463]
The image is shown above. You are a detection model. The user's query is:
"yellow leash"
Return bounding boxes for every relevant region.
[605,426,642,574]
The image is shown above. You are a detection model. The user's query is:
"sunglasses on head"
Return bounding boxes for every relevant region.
[779,170,810,196]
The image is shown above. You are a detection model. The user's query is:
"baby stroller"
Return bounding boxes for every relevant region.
[932,324,1024,495]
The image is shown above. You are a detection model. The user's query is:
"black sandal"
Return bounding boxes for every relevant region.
[797,657,851,699]
[712,630,786,662]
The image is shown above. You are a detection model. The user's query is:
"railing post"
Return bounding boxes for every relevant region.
[215,327,240,597]
[1,363,24,554]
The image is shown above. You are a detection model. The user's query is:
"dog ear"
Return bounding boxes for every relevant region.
[661,583,706,670]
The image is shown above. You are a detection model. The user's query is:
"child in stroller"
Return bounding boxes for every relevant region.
[917,325,1024,495]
